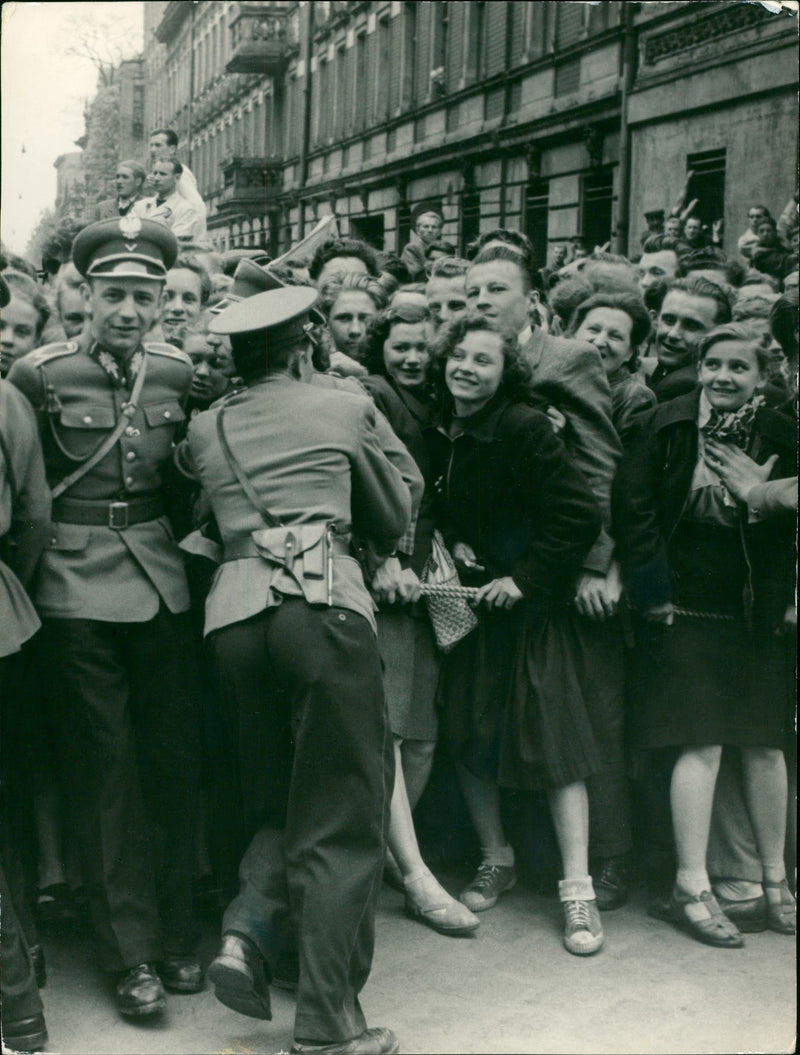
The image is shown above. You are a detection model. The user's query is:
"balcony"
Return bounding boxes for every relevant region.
[216,157,283,214]
[226,4,293,76]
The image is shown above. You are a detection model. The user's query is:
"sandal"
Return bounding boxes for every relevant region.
[664,888,744,948]
[763,878,796,935]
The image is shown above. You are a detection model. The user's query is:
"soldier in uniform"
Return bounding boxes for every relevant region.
[177,287,415,1055]
[7,217,203,1018]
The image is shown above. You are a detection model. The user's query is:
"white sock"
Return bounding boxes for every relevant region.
[559,876,595,902]
[481,844,514,867]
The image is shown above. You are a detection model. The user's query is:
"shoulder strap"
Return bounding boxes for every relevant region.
[51,353,149,500]
[216,404,282,528]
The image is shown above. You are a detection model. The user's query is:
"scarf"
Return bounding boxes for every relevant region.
[701,394,764,451]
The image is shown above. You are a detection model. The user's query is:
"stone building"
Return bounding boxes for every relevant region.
[53,152,87,221]
[142,1,798,264]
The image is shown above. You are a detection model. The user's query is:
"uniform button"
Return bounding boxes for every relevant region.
[338,613,346,621]
[163,410,172,419]
[125,426,137,436]
[83,415,93,424]
[126,451,136,461]
[125,476,134,486]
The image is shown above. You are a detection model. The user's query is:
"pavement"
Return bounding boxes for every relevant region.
[17,875,797,1055]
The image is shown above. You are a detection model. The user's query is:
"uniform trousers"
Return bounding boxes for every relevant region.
[40,606,200,971]
[207,600,393,1044]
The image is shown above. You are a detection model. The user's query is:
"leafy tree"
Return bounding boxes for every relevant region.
[23,208,58,268]
[81,78,122,212]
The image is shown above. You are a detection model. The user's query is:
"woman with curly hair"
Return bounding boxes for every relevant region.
[426,314,607,956]
[568,291,655,447]
[317,272,388,377]
[359,302,480,936]
[0,270,51,377]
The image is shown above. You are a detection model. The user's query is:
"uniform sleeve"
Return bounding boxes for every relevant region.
[350,402,415,554]
[508,412,602,608]
[611,411,672,611]
[1,385,51,586]
[6,355,45,411]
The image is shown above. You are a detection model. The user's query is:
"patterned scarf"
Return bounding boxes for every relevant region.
[89,342,145,389]
[701,394,764,450]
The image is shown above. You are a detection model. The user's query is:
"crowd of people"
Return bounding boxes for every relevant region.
[0,127,798,1055]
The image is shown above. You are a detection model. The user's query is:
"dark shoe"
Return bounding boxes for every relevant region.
[459,863,516,912]
[764,878,796,934]
[594,857,630,911]
[714,893,767,933]
[1,1012,48,1052]
[290,1027,400,1054]
[158,954,204,993]
[115,963,166,1016]
[207,932,271,1020]
[30,943,46,988]
[651,888,744,948]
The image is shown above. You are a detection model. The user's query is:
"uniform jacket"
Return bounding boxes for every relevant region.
[8,340,193,621]
[425,395,602,613]
[519,326,621,574]
[399,232,427,282]
[180,375,414,636]
[94,195,147,221]
[611,389,797,634]
[0,381,51,656]
[140,191,207,242]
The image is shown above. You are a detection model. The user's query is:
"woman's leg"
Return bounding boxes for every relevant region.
[387,739,478,934]
[455,763,515,911]
[546,782,589,880]
[671,745,722,894]
[547,781,604,955]
[740,746,795,933]
[399,738,436,812]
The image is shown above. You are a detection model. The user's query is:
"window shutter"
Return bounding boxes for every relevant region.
[510,1,526,65]
[556,4,583,49]
[343,46,354,136]
[485,1,507,76]
[367,30,378,126]
[414,3,431,103]
[446,2,464,93]
[389,16,402,114]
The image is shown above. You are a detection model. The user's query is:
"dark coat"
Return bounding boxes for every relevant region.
[612,389,796,635]
[648,361,698,403]
[425,394,602,613]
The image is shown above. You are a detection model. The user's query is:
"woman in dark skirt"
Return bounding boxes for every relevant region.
[361,303,479,936]
[426,315,606,955]
[612,323,796,947]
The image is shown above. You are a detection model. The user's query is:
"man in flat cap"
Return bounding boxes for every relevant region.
[177,287,415,1055]
[7,217,203,1018]
[401,202,445,281]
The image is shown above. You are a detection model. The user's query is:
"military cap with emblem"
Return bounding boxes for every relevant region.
[209,286,318,348]
[211,258,326,325]
[72,216,178,280]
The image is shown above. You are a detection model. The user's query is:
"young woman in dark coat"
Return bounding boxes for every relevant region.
[425,314,607,956]
[612,323,796,948]
[360,302,480,937]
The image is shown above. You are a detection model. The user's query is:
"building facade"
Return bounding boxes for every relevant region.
[142,1,798,265]
[54,152,87,221]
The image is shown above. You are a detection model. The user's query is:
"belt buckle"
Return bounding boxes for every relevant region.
[108,501,129,530]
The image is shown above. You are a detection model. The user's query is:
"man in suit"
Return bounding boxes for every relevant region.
[95,160,148,220]
[8,217,203,1018]
[177,287,414,1055]
[465,244,634,910]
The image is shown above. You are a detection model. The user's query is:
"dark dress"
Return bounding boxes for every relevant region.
[360,375,439,740]
[612,390,796,750]
[425,393,603,789]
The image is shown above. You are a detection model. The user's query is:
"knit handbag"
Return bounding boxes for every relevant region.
[420,530,479,653]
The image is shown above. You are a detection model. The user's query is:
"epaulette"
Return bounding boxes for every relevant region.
[26,341,81,367]
[144,342,192,367]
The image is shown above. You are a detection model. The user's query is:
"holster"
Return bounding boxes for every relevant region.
[224,522,344,607]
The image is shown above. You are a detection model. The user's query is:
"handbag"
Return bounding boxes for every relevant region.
[420,530,478,652]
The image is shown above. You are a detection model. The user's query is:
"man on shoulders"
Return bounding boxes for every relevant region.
[96,161,148,221]
[142,159,207,244]
[148,128,205,214]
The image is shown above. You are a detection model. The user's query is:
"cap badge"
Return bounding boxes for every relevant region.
[119,214,142,240]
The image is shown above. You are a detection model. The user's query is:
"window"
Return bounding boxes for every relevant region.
[355,33,367,131]
[432,1,448,73]
[465,2,486,83]
[461,188,481,254]
[524,178,549,274]
[686,149,726,227]
[376,17,390,120]
[581,168,614,248]
[334,45,346,139]
[403,2,417,108]
[349,214,385,249]
[555,3,584,50]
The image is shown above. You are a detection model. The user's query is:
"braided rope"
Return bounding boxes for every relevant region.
[419,583,481,600]
[673,606,737,622]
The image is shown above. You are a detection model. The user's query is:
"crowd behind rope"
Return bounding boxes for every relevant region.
[0,126,797,1055]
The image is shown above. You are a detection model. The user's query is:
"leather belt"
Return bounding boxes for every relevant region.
[223,535,350,562]
[52,495,166,529]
